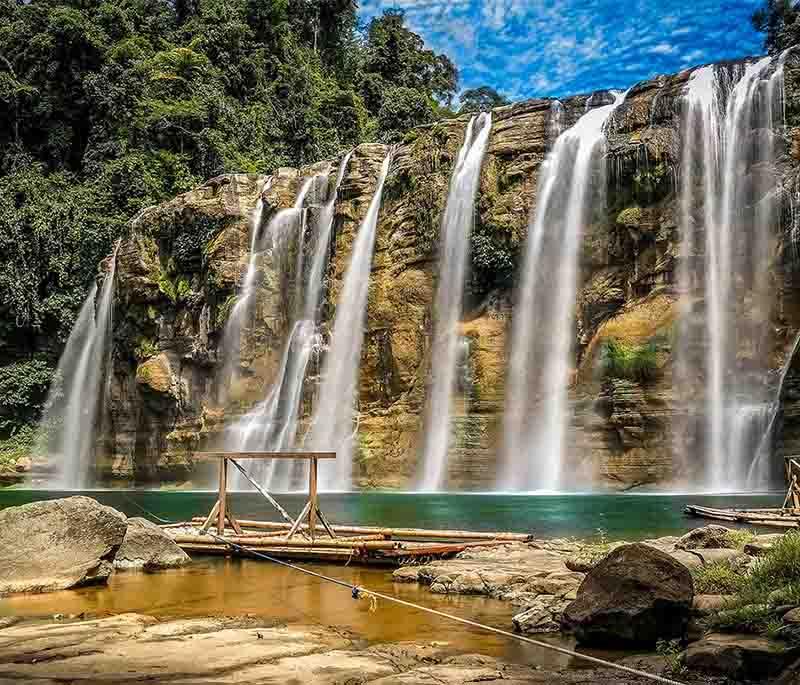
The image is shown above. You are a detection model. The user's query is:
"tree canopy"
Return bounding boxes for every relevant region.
[459,86,509,114]
[752,0,800,53]
[0,0,460,437]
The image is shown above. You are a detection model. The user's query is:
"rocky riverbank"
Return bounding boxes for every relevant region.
[2,496,800,682]
[0,612,727,684]
[394,525,800,682]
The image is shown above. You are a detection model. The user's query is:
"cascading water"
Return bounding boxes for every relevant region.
[304,152,353,323]
[500,91,627,492]
[37,244,119,489]
[217,179,271,402]
[418,113,492,491]
[677,57,785,491]
[310,151,393,490]
[227,154,353,491]
[747,331,800,487]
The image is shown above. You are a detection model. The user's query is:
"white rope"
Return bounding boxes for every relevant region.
[204,532,687,685]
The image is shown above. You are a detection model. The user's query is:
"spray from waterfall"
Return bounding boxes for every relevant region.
[310,150,393,490]
[37,243,119,489]
[677,56,785,491]
[501,91,628,492]
[418,113,492,491]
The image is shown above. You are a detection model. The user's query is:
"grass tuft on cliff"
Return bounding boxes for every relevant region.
[600,338,660,383]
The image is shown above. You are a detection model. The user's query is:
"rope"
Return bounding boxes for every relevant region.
[120,494,686,685]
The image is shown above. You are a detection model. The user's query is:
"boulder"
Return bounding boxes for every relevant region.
[666,549,703,568]
[0,496,127,594]
[690,548,745,565]
[392,567,421,583]
[114,518,190,571]
[513,596,570,634]
[683,633,800,679]
[677,525,732,550]
[785,607,800,624]
[561,543,693,647]
[745,533,785,556]
[692,594,734,615]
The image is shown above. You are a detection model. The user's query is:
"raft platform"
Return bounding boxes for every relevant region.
[165,451,530,566]
[685,456,800,530]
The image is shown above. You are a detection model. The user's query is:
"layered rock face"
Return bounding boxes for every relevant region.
[101,54,800,489]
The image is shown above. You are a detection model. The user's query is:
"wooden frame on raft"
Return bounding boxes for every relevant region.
[193,452,337,540]
[784,457,800,512]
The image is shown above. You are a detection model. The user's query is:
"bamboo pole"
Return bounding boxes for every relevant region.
[189,517,531,542]
[173,534,399,551]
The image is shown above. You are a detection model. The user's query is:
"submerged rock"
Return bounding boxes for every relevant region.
[114,518,190,571]
[0,496,127,594]
[561,543,693,647]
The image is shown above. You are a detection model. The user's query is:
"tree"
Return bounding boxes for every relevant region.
[752,0,800,53]
[0,0,463,438]
[360,10,458,114]
[459,86,510,113]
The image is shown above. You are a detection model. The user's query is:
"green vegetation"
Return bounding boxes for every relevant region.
[0,424,38,467]
[724,528,758,551]
[459,86,510,113]
[0,1,461,440]
[656,639,689,678]
[616,206,643,227]
[600,338,660,383]
[707,532,800,641]
[752,0,800,54]
[691,559,748,595]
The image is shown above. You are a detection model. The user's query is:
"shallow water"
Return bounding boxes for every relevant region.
[0,490,782,670]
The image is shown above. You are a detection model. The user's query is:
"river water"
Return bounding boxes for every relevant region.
[0,490,782,670]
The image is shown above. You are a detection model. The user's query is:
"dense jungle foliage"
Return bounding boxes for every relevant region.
[0,0,460,439]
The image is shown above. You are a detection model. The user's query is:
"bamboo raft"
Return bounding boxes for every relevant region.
[684,457,800,530]
[166,451,530,566]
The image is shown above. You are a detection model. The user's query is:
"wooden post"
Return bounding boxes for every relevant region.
[217,457,228,536]
[308,457,318,541]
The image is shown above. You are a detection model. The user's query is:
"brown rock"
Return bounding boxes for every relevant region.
[0,496,127,594]
[692,594,734,615]
[683,633,800,679]
[114,518,190,571]
[676,525,733,550]
[561,543,693,647]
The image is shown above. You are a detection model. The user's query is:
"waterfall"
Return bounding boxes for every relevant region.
[501,91,628,492]
[217,179,271,402]
[304,152,354,323]
[310,151,393,490]
[418,113,492,491]
[227,154,353,491]
[677,57,785,491]
[747,332,800,487]
[37,244,119,489]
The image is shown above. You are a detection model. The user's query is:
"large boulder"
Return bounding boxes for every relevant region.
[114,518,190,571]
[560,543,693,647]
[0,496,127,594]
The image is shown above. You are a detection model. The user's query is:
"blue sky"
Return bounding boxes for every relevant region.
[358,0,766,100]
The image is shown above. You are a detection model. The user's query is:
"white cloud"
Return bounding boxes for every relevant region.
[650,43,678,55]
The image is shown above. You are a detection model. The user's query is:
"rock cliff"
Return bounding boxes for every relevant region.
[99,54,800,490]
